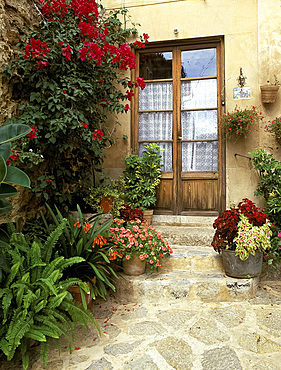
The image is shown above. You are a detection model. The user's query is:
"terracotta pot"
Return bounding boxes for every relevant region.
[222,249,263,278]
[100,196,114,213]
[260,85,279,103]
[142,209,154,225]
[122,256,146,275]
[67,277,96,308]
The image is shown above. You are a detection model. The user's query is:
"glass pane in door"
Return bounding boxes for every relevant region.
[181,48,217,78]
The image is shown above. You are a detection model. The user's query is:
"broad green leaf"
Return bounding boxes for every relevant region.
[0,199,12,214]
[0,156,7,183]
[4,166,30,188]
[0,124,31,145]
[0,143,11,162]
[0,183,18,198]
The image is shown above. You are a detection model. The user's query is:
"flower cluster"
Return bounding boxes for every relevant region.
[26,126,37,139]
[220,106,263,138]
[23,38,51,69]
[234,214,272,260]
[107,218,173,273]
[265,117,281,145]
[212,198,269,254]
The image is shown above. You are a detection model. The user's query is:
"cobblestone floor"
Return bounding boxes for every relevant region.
[1,282,281,370]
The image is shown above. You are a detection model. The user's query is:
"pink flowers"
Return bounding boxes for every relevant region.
[107,218,173,273]
[62,45,72,61]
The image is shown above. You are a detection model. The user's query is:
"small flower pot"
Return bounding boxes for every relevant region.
[100,196,114,213]
[122,257,146,275]
[67,277,96,308]
[222,249,263,278]
[260,85,279,103]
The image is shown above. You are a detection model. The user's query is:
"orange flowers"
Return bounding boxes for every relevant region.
[93,234,107,247]
[74,221,91,233]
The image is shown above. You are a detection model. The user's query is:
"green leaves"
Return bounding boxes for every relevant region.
[0,224,98,368]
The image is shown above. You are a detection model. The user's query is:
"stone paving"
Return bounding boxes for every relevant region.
[1,284,281,370]
[1,217,281,369]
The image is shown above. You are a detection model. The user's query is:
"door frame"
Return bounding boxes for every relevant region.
[132,36,226,215]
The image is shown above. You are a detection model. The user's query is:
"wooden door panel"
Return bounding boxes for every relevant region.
[181,179,218,212]
[155,178,173,213]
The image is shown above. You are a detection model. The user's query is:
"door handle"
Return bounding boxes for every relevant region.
[178,136,186,140]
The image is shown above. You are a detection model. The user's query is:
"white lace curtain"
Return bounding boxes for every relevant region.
[138,80,218,172]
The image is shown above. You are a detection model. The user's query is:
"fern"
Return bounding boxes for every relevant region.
[0,224,99,368]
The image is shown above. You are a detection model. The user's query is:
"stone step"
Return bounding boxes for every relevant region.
[161,245,223,273]
[113,269,259,304]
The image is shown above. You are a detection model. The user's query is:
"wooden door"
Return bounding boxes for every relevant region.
[134,38,225,215]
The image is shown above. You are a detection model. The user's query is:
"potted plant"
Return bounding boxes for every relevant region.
[123,143,163,223]
[40,204,117,302]
[211,198,272,278]
[107,218,173,275]
[220,106,263,139]
[260,76,280,103]
[85,177,126,217]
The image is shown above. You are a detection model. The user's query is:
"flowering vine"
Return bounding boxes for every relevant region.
[3,0,148,213]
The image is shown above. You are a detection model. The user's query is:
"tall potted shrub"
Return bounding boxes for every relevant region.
[123,143,162,224]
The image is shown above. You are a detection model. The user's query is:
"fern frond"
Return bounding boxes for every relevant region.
[60,300,98,332]
[6,312,34,360]
[42,218,67,263]
[6,261,21,286]
[40,341,49,366]
[48,291,68,309]
[1,288,13,323]
[25,328,47,342]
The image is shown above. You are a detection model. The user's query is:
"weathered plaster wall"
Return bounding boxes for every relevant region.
[103,0,281,209]
[0,0,40,122]
[0,0,40,223]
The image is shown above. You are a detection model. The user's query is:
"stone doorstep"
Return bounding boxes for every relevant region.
[152,215,217,227]
[161,245,223,273]
[113,270,259,304]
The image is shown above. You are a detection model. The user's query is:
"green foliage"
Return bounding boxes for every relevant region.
[250,149,281,264]
[123,144,163,210]
[0,124,31,215]
[85,177,126,217]
[233,214,272,261]
[3,2,146,213]
[40,204,117,300]
[265,116,281,145]
[0,220,98,369]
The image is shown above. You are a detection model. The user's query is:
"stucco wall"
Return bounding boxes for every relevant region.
[103,0,281,209]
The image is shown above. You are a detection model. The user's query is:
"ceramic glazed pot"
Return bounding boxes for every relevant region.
[222,249,263,278]
[122,257,146,275]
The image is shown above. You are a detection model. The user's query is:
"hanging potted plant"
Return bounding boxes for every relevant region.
[211,198,273,278]
[123,143,163,224]
[260,76,280,103]
[220,106,263,139]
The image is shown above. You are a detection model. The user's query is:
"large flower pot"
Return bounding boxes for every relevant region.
[222,249,263,278]
[122,257,146,275]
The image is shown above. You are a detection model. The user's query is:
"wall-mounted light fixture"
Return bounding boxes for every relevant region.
[237,67,247,87]
[174,28,179,35]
